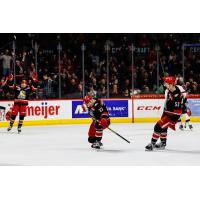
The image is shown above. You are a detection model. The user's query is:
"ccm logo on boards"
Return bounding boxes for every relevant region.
[137,106,161,110]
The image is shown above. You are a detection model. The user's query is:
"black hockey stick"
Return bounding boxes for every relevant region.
[88,113,130,144]
[107,126,130,144]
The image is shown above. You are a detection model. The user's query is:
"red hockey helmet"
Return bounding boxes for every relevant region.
[83,95,92,105]
[163,76,176,84]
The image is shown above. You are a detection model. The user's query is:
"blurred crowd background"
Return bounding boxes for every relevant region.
[0,33,200,100]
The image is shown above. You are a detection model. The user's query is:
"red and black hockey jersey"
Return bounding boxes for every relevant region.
[88,99,109,121]
[164,85,187,115]
[9,85,36,105]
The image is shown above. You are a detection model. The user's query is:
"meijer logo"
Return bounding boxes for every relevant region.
[27,102,60,119]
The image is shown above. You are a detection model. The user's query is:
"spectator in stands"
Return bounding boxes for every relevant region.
[143,86,151,94]
[141,71,152,90]
[122,79,131,91]
[39,74,56,99]
[186,78,197,93]
[89,68,96,79]
[99,78,106,89]
[186,78,199,94]
[191,83,199,94]
[122,88,131,98]
[176,74,184,85]
[1,33,200,99]
[90,77,98,90]
[67,78,80,97]
[88,84,97,98]
[0,77,14,100]
[15,60,24,84]
[97,85,107,98]
[0,50,13,78]
[110,84,119,98]
[77,81,83,98]
[29,62,36,79]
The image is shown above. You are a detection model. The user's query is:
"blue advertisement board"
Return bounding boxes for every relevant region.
[188,99,200,116]
[72,100,128,118]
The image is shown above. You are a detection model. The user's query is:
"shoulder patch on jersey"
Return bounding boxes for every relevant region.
[176,85,186,93]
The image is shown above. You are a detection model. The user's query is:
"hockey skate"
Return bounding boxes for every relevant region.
[145,143,154,151]
[154,142,166,150]
[17,127,22,134]
[7,125,13,132]
[179,124,184,131]
[189,124,193,131]
[91,141,103,149]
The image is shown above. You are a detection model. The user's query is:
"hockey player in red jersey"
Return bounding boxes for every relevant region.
[83,95,110,149]
[2,75,37,133]
[145,76,186,151]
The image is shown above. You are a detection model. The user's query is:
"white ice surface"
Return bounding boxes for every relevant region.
[0,123,200,166]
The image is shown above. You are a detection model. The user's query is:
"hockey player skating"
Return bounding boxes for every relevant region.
[178,98,193,130]
[2,75,37,133]
[145,76,186,151]
[83,95,110,149]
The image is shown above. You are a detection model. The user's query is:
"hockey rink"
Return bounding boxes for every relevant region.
[0,123,200,166]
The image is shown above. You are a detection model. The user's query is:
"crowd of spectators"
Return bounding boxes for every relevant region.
[0,33,200,100]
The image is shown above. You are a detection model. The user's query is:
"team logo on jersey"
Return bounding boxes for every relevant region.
[18,90,26,99]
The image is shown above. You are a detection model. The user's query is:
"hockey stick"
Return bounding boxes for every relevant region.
[88,113,130,144]
[107,126,130,144]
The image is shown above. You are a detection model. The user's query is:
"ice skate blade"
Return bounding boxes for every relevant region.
[96,148,104,152]
[145,148,153,151]
[154,147,165,150]
[91,146,104,151]
[91,146,101,150]
[145,147,166,151]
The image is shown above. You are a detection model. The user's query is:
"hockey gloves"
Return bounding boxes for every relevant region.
[99,118,109,129]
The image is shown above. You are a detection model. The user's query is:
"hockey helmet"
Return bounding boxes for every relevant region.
[83,95,92,105]
[163,76,176,84]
